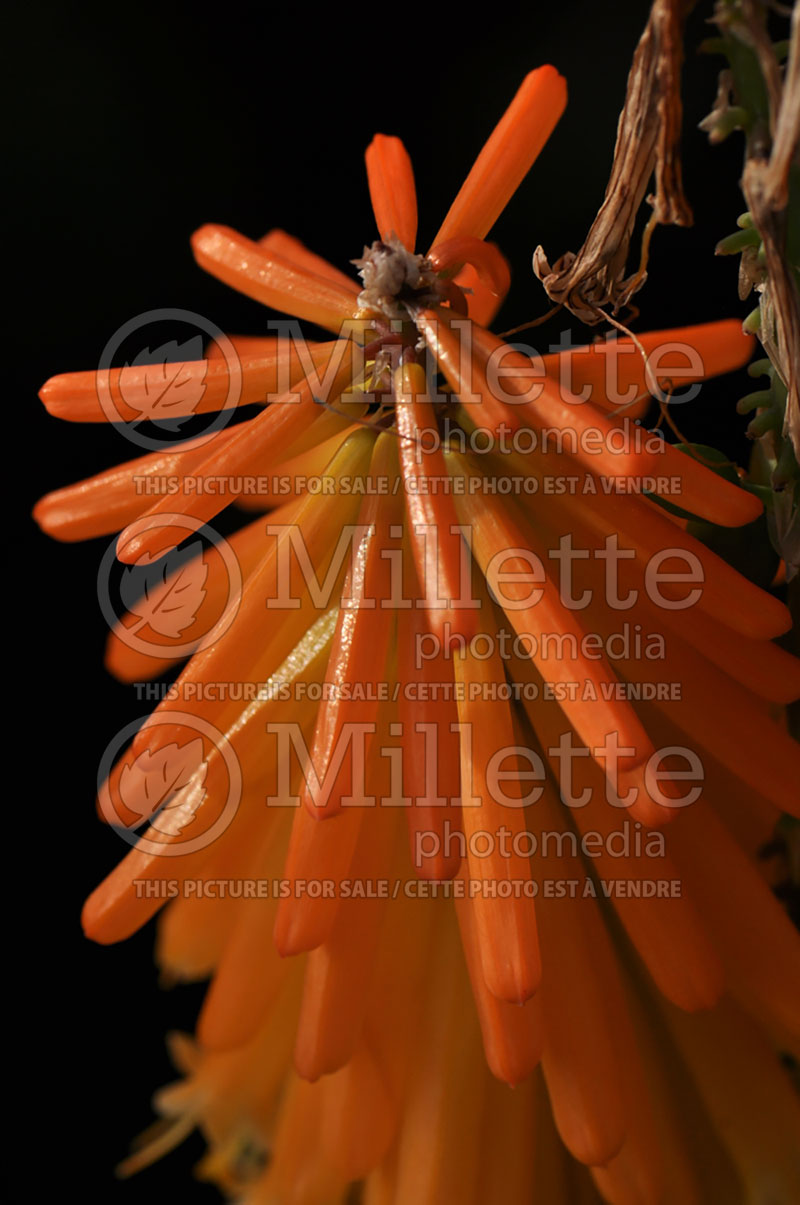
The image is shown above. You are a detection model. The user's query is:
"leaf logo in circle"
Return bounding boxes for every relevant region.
[118,739,208,835]
[119,337,207,423]
[119,541,209,638]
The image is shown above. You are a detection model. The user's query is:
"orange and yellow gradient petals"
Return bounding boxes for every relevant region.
[424,308,763,532]
[192,224,359,334]
[432,66,567,246]
[455,882,543,1085]
[475,1073,539,1205]
[293,806,399,1080]
[511,653,725,1013]
[427,237,511,312]
[38,341,344,423]
[365,135,418,251]
[541,319,754,420]
[481,422,789,641]
[115,343,354,564]
[532,778,629,1167]
[259,228,360,293]
[475,320,764,529]
[453,639,541,1004]
[82,608,335,943]
[105,506,295,684]
[34,428,238,540]
[319,1042,397,1182]
[274,806,365,958]
[114,430,372,763]
[300,433,402,819]
[233,424,363,513]
[196,819,294,1051]
[669,802,800,1038]
[447,449,667,827]
[395,361,478,640]
[396,598,464,880]
[244,1074,347,1205]
[389,905,486,1205]
[658,996,800,1200]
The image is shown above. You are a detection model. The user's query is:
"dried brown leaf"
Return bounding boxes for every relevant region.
[534,0,693,323]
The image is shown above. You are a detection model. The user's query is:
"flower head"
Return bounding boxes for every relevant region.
[35,65,800,1204]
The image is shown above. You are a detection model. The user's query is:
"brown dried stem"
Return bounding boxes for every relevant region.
[533,0,693,323]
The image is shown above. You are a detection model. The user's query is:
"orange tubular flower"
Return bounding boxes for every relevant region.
[35,66,800,1204]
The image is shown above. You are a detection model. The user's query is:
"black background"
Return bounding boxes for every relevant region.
[13,1,763,1199]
